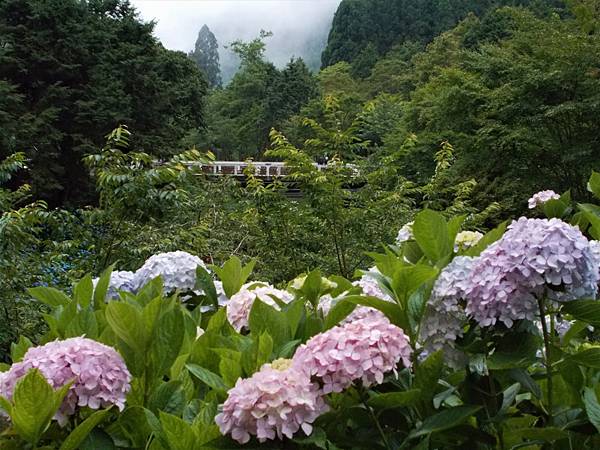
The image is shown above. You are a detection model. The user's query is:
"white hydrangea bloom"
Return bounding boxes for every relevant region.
[93,271,136,301]
[454,231,483,252]
[132,251,208,294]
[396,222,414,245]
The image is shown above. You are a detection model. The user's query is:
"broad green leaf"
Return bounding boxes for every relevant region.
[301,270,323,306]
[581,205,600,240]
[211,257,256,298]
[105,301,145,354]
[10,336,33,363]
[195,267,218,308]
[115,406,153,448]
[148,381,186,416]
[10,369,70,445]
[256,332,274,371]
[543,198,569,219]
[584,387,600,432]
[587,171,600,199]
[248,300,290,348]
[285,299,306,337]
[27,286,71,307]
[412,209,451,262]
[159,412,197,450]
[219,357,242,387]
[93,265,115,307]
[464,222,507,257]
[562,300,600,326]
[334,295,402,327]
[414,351,443,409]
[324,299,357,329]
[569,348,600,369]
[148,304,184,379]
[409,405,481,439]
[65,308,99,339]
[509,427,568,442]
[60,408,112,450]
[367,389,422,410]
[391,265,438,306]
[73,274,94,308]
[447,215,466,245]
[508,368,541,399]
[79,429,116,450]
[186,364,228,391]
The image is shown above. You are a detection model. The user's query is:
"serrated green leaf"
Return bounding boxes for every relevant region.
[409,405,481,439]
[584,387,600,432]
[186,364,228,391]
[367,389,422,410]
[412,210,452,262]
[60,408,112,450]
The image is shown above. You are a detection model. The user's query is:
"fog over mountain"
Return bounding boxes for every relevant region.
[131,0,341,82]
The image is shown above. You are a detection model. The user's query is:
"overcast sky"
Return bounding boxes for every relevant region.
[130,0,341,75]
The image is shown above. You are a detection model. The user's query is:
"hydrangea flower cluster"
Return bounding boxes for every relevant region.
[589,240,600,277]
[419,257,474,357]
[292,315,412,393]
[93,271,136,301]
[396,222,414,244]
[215,359,327,444]
[454,231,483,252]
[0,337,131,425]
[226,283,294,332]
[132,251,208,294]
[317,270,394,324]
[465,218,599,327]
[528,190,560,209]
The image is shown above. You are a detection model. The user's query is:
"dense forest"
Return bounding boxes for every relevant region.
[2,0,600,448]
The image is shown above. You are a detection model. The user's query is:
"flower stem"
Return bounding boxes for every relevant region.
[360,388,392,450]
[537,296,553,424]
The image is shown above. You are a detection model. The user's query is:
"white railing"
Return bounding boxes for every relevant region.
[186,161,328,178]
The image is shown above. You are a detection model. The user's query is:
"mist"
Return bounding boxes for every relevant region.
[130,0,342,82]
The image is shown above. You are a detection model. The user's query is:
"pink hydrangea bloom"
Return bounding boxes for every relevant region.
[227,284,294,332]
[215,360,327,444]
[292,316,412,394]
[465,218,599,327]
[528,190,560,209]
[0,337,131,425]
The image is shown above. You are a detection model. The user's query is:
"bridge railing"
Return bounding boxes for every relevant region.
[185,161,329,178]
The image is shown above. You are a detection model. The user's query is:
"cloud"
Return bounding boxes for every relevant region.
[130,0,341,76]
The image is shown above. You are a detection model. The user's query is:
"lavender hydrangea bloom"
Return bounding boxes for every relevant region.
[419,257,475,361]
[132,251,208,294]
[589,240,600,278]
[528,190,560,209]
[226,283,294,332]
[93,270,136,301]
[292,315,412,394]
[465,218,599,327]
[0,337,131,425]
[396,222,414,245]
[215,359,327,444]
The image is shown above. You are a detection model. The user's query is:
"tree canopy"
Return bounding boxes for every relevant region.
[0,0,208,205]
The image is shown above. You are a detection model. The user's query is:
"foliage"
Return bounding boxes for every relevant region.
[2,171,600,447]
[321,0,564,68]
[0,0,208,205]
[199,32,319,160]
